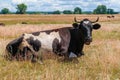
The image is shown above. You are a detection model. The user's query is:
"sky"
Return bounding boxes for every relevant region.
[0,0,120,12]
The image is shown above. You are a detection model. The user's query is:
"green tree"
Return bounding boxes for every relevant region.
[16,3,27,14]
[63,10,73,14]
[107,8,114,14]
[53,10,61,14]
[74,7,82,14]
[93,9,97,14]
[1,8,10,14]
[93,5,107,14]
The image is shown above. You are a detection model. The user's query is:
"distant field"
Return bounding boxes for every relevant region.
[0,14,120,25]
[0,14,120,80]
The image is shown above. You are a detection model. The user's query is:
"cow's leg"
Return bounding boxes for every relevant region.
[29,46,43,64]
[52,38,65,57]
[31,54,37,63]
[64,52,69,61]
[37,50,43,64]
[16,50,21,61]
[77,43,85,57]
[59,29,71,61]
[61,39,70,60]
[31,50,39,63]
[60,48,69,61]
[77,51,84,57]
[31,52,43,64]
[22,47,28,60]
[52,38,59,54]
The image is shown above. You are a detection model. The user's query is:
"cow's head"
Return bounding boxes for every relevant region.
[73,17,101,45]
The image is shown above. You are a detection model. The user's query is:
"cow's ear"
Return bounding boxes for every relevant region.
[72,23,79,28]
[93,23,101,30]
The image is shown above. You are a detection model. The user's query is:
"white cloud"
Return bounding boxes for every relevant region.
[0,3,16,11]
[0,0,120,12]
[12,0,38,4]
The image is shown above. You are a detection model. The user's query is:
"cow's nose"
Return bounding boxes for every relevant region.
[85,37,92,42]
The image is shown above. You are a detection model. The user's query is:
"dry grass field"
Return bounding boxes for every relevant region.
[0,14,120,25]
[0,14,120,80]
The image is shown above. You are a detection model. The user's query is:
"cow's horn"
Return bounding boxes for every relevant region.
[74,17,81,23]
[91,17,99,23]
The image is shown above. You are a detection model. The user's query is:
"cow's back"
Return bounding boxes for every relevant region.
[23,27,71,53]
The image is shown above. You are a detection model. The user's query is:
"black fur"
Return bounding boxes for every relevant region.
[68,29,84,56]
[32,32,40,36]
[69,18,101,56]
[6,36,23,56]
[26,37,41,51]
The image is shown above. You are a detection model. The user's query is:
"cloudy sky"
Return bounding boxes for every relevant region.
[0,0,120,12]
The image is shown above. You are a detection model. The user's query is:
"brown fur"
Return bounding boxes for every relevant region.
[0,23,5,26]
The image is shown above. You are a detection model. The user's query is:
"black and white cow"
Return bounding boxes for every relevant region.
[5,17,101,63]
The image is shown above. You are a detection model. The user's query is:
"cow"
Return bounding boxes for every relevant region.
[0,23,5,26]
[107,15,115,18]
[111,15,115,18]
[107,16,111,18]
[5,17,101,63]
[21,22,28,24]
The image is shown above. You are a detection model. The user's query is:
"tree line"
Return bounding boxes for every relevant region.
[0,3,118,14]
[1,3,27,14]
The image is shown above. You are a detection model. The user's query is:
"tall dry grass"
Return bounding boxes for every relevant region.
[0,24,71,39]
[0,15,120,80]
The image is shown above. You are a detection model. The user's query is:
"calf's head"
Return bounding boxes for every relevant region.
[73,17,101,45]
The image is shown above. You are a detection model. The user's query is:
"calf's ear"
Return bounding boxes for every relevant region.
[93,23,101,30]
[72,23,79,28]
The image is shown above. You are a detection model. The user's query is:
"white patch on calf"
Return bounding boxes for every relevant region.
[69,52,77,58]
[23,31,61,51]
